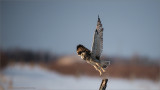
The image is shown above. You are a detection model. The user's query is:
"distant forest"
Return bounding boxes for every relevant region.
[1,49,160,81]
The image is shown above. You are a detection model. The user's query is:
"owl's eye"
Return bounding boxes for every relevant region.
[78,51,82,55]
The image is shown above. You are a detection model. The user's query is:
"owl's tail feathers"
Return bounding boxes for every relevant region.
[101,60,110,69]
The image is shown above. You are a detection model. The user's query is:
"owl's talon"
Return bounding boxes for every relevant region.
[96,63,100,67]
[101,68,105,72]
[93,65,98,70]
[99,72,102,76]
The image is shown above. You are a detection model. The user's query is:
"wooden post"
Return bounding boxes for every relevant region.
[99,79,108,90]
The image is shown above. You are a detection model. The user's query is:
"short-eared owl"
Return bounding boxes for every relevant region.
[76,16,109,76]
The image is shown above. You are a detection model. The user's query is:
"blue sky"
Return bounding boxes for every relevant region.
[1,0,160,58]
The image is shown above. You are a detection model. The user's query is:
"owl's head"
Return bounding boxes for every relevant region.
[77,44,91,56]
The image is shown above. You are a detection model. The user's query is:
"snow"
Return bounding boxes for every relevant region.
[0,64,160,90]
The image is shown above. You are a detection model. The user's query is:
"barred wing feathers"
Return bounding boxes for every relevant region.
[91,16,103,60]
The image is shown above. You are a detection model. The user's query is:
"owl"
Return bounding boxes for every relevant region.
[76,16,109,76]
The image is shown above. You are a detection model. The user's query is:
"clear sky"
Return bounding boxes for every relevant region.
[1,0,160,58]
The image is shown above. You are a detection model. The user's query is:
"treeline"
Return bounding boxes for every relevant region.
[108,56,160,81]
[1,49,160,81]
[0,49,58,69]
[49,55,160,81]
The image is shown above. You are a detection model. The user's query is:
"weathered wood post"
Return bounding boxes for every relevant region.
[99,79,108,90]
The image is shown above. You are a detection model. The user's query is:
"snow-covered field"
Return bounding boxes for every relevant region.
[0,64,160,90]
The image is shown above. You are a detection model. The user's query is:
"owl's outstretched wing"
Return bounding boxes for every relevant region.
[91,16,103,60]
